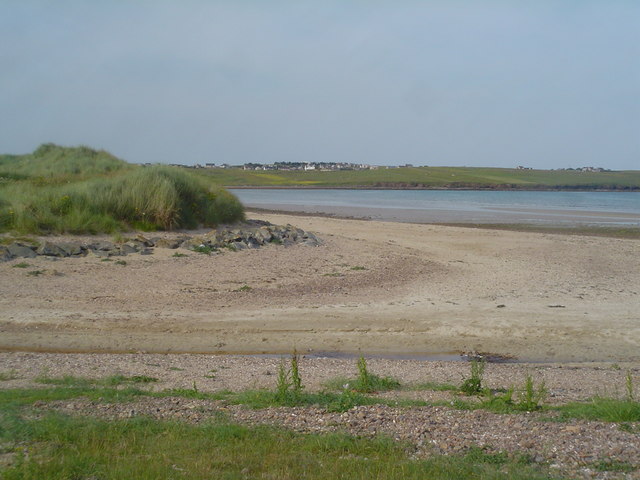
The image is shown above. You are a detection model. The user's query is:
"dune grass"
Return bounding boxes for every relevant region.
[0,144,244,234]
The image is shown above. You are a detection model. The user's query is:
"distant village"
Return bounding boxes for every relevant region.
[166,161,412,171]
[517,166,610,173]
[161,161,610,172]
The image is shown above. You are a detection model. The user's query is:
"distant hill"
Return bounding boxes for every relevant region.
[197,166,640,191]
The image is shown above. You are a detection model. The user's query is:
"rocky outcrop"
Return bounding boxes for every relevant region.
[0,220,321,262]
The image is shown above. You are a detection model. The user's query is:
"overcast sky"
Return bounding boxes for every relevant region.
[1,1,639,169]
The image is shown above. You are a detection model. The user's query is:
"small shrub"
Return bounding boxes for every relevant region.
[192,244,215,255]
[172,252,188,257]
[460,358,485,395]
[326,386,364,413]
[115,260,127,266]
[27,270,44,277]
[11,262,30,268]
[626,370,634,402]
[350,266,366,271]
[235,285,252,292]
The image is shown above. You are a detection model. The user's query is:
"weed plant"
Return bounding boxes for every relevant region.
[460,358,485,395]
[274,351,305,404]
[626,370,634,402]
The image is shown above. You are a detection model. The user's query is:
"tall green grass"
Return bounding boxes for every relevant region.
[0,143,130,181]
[0,144,244,233]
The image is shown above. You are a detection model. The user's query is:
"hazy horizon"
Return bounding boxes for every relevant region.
[2,1,638,170]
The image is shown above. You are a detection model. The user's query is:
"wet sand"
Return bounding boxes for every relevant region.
[241,202,640,226]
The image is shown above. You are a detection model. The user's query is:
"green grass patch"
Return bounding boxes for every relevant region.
[34,374,157,388]
[592,459,636,473]
[10,262,30,268]
[557,398,640,422]
[0,371,20,381]
[0,412,561,480]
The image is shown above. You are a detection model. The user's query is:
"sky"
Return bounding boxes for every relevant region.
[1,1,639,169]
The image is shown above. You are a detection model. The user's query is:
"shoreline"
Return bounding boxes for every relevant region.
[226,185,640,192]
[247,207,640,238]
[242,204,640,229]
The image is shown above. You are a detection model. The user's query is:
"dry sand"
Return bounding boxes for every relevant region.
[1,211,639,363]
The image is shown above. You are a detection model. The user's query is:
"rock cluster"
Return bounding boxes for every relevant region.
[0,220,321,261]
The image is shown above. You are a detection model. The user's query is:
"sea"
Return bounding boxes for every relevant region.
[229,189,640,226]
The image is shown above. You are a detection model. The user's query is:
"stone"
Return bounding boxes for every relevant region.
[0,246,11,262]
[37,241,68,257]
[154,238,181,249]
[7,243,37,258]
[135,234,154,247]
[57,242,85,256]
[120,243,138,254]
[90,241,116,251]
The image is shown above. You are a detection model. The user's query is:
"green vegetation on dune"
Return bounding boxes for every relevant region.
[0,143,130,181]
[198,165,640,190]
[0,144,244,234]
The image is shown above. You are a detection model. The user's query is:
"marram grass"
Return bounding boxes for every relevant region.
[0,144,244,234]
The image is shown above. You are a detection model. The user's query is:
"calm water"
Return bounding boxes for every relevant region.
[230,189,640,226]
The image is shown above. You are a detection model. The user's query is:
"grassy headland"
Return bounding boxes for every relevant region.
[198,166,640,190]
[0,144,244,234]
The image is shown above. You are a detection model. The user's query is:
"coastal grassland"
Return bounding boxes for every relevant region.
[0,387,558,480]
[0,144,244,234]
[198,165,640,190]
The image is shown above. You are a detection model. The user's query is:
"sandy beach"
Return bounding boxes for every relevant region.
[1,211,638,363]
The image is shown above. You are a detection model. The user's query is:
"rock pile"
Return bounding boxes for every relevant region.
[0,220,321,261]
